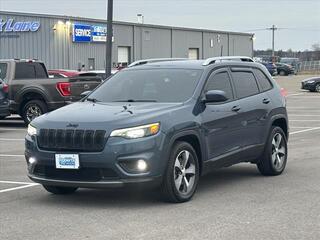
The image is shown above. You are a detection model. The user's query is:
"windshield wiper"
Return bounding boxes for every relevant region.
[113,99,157,102]
[86,97,100,103]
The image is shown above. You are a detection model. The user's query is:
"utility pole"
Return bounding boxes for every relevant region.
[105,0,113,78]
[267,25,277,60]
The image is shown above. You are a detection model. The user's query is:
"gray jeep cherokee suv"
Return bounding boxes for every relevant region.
[25,57,288,203]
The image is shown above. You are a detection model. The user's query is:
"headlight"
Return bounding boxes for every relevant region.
[27,124,37,136]
[110,123,160,139]
[307,80,315,84]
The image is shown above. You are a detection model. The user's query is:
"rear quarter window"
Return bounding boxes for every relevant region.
[254,69,273,92]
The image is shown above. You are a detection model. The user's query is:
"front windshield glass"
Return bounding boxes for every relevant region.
[89,68,203,103]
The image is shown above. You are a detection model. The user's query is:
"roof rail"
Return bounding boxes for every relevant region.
[202,56,254,66]
[128,58,187,67]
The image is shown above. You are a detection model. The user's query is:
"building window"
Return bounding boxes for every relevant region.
[188,48,199,60]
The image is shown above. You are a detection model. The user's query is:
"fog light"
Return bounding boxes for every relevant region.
[137,160,147,171]
[28,157,36,165]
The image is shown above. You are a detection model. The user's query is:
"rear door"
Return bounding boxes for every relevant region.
[230,68,269,155]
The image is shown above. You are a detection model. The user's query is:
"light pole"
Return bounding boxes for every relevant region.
[105,0,113,78]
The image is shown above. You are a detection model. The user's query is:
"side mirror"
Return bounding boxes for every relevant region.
[204,90,228,103]
[80,90,92,98]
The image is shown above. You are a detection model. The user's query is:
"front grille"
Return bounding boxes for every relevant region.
[33,165,119,181]
[37,129,107,152]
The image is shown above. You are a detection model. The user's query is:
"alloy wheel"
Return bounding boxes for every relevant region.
[173,150,196,195]
[271,133,286,170]
[26,104,42,122]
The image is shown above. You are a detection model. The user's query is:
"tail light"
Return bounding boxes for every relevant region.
[280,88,287,97]
[2,83,9,93]
[56,82,71,96]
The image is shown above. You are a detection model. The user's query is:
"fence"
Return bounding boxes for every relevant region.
[299,61,320,74]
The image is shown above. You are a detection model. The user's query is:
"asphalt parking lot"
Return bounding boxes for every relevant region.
[0,74,319,240]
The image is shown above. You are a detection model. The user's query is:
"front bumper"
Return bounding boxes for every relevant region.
[25,132,167,189]
[301,82,315,90]
[28,174,162,189]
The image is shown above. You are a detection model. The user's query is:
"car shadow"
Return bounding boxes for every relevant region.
[33,164,262,207]
[0,116,25,129]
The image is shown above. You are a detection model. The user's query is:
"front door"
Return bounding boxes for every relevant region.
[201,68,243,161]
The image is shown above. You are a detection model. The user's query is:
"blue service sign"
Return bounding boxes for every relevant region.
[0,19,40,32]
[73,24,92,42]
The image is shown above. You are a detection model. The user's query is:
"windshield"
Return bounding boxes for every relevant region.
[88,68,202,103]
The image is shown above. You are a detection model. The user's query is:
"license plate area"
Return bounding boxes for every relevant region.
[55,154,80,169]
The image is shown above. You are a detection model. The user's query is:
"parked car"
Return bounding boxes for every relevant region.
[0,59,102,124]
[48,69,82,78]
[280,58,300,74]
[301,76,320,92]
[275,63,294,76]
[259,62,277,76]
[26,57,288,203]
[0,78,9,119]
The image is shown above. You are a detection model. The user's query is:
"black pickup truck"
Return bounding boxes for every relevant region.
[0,59,102,124]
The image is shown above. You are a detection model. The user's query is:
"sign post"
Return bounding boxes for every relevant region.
[105,0,113,78]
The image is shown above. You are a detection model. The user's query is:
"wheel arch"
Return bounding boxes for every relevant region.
[18,89,48,114]
[166,130,205,176]
[271,116,288,139]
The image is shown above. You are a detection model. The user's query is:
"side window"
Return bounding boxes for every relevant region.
[231,71,259,98]
[206,71,233,100]
[254,69,273,92]
[15,63,36,79]
[35,63,48,78]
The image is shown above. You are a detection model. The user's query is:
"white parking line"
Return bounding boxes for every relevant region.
[0,138,24,141]
[0,180,39,193]
[290,126,317,129]
[287,93,304,97]
[290,120,320,122]
[0,154,25,157]
[0,180,38,185]
[290,127,320,135]
[289,115,320,117]
[0,128,26,131]
[0,184,39,193]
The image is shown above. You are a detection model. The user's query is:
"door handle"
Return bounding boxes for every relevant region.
[263,98,270,104]
[231,106,241,112]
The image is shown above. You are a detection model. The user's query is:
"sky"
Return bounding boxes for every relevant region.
[0,0,319,51]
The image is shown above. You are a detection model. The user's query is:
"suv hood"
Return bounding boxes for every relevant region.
[32,101,183,130]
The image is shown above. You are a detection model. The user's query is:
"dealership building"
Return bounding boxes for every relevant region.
[0,11,254,70]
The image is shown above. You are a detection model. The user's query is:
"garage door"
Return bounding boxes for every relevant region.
[118,47,130,66]
[188,48,199,60]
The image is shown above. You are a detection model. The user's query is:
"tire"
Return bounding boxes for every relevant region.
[279,70,286,76]
[257,126,288,176]
[161,141,200,203]
[43,185,78,195]
[315,83,320,93]
[21,100,47,125]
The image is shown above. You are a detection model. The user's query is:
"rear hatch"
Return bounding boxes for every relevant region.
[69,75,102,101]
